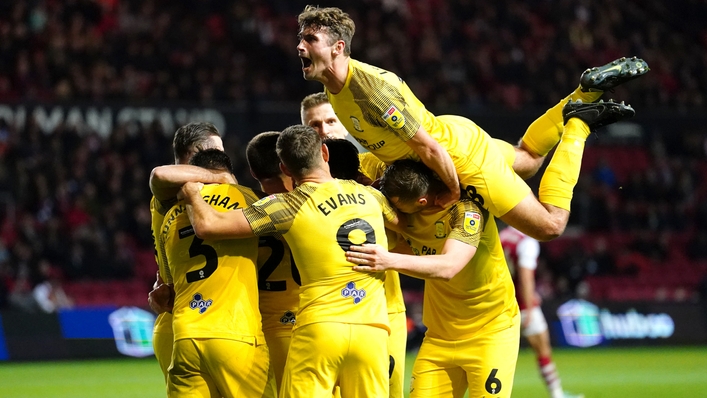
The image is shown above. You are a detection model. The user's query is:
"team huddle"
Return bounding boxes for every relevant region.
[146,5,649,398]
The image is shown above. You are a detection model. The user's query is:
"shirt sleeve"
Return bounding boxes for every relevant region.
[242,194,295,236]
[348,63,423,141]
[447,200,484,248]
[363,185,398,224]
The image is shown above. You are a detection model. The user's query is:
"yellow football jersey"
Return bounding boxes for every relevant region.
[150,196,172,284]
[161,183,263,343]
[149,196,174,381]
[358,151,387,181]
[402,200,518,341]
[257,234,300,332]
[327,59,530,217]
[243,179,395,333]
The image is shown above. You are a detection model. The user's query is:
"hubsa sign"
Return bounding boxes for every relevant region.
[550,299,707,347]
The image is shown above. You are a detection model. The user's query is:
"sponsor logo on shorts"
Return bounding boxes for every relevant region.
[189,293,213,314]
[279,310,296,325]
[341,281,367,304]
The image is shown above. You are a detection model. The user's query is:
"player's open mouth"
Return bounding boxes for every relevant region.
[300,57,312,70]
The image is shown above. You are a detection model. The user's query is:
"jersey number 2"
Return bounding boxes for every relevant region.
[258,236,301,291]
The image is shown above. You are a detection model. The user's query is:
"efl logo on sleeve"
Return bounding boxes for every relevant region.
[253,194,276,206]
[463,211,481,234]
[382,105,405,129]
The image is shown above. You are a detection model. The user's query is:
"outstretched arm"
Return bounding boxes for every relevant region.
[150,165,233,203]
[346,238,476,281]
[406,126,460,208]
[180,182,255,240]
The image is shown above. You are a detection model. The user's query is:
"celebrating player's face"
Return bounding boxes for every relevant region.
[302,103,348,139]
[297,27,336,81]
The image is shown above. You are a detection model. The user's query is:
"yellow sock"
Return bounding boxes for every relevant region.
[538,118,590,211]
[493,138,516,168]
[520,86,602,157]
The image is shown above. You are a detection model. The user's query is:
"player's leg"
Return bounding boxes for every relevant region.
[202,338,274,398]
[502,99,636,240]
[515,57,649,177]
[539,100,635,212]
[410,336,467,398]
[168,338,220,398]
[523,306,563,398]
[339,324,389,397]
[464,311,521,398]
[152,313,174,383]
[280,323,345,397]
[264,331,291,390]
[388,311,408,398]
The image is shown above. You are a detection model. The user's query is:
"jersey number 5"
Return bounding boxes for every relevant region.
[186,236,218,283]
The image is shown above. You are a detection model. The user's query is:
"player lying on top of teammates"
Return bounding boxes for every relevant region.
[295,5,647,241]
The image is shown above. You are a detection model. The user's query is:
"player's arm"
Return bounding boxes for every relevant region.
[347,238,475,281]
[500,192,568,241]
[150,165,232,203]
[405,126,460,207]
[180,182,256,240]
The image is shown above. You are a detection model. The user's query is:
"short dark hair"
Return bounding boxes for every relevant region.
[246,131,281,180]
[188,149,233,174]
[324,138,360,180]
[173,122,221,163]
[298,6,355,56]
[276,125,322,179]
[380,160,446,203]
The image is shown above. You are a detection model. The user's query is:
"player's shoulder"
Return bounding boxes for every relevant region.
[452,199,484,215]
[350,59,402,85]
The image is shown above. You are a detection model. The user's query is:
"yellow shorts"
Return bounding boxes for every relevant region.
[263,330,291,391]
[388,311,407,398]
[410,312,520,398]
[281,322,389,398]
[169,338,276,398]
[152,312,174,383]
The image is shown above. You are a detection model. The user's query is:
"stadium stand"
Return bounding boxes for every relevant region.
[0,0,706,310]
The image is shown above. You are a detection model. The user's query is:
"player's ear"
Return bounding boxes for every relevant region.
[279,162,293,178]
[321,143,330,162]
[333,40,345,56]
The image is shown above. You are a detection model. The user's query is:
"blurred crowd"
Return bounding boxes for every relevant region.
[0,0,706,311]
[0,0,705,110]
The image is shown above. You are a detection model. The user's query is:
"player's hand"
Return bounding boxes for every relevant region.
[434,185,460,208]
[346,244,396,272]
[178,182,204,201]
[152,270,164,290]
[215,170,236,185]
[148,283,175,314]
